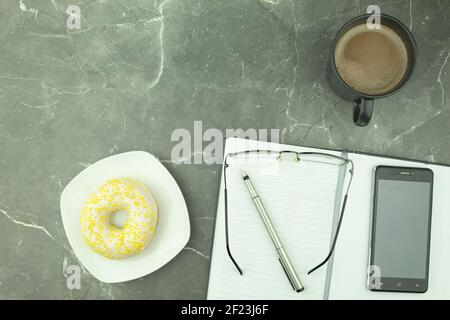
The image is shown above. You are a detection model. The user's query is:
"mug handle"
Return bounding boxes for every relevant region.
[353,98,374,127]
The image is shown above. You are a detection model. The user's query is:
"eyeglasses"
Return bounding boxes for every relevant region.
[223,149,354,276]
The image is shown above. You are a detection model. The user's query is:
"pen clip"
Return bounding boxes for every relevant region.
[278,257,296,291]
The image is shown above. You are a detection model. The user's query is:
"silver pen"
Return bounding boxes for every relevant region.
[241,171,304,292]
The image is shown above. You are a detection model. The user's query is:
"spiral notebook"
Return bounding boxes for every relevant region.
[207,137,450,300]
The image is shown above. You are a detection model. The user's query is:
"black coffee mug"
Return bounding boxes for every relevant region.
[326,14,417,127]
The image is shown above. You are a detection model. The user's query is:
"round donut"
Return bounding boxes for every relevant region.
[80,178,158,259]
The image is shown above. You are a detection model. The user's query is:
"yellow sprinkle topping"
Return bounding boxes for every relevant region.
[80,178,158,259]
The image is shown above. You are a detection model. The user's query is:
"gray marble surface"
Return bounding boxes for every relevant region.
[0,0,448,299]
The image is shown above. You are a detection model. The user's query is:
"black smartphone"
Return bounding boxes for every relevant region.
[368,166,433,293]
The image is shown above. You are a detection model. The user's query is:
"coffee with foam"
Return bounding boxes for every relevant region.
[334,24,409,96]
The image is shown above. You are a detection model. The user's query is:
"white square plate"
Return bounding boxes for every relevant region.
[60,151,190,283]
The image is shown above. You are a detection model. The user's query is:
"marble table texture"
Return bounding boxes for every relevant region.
[0,0,448,299]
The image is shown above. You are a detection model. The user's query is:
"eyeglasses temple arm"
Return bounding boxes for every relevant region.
[224,161,243,275]
[308,162,354,275]
[307,194,348,275]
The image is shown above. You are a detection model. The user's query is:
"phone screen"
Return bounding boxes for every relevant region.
[373,179,431,279]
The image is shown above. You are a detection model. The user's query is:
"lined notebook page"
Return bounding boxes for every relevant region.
[208,156,341,299]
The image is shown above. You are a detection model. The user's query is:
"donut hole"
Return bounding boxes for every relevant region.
[110,210,128,229]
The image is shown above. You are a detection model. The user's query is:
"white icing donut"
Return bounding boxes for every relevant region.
[80,178,158,259]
